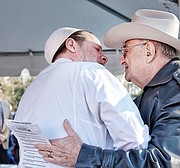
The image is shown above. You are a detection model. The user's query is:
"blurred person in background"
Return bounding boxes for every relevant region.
[0,83,13,164]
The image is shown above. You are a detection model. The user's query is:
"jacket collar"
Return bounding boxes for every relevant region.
[146,57,180,87]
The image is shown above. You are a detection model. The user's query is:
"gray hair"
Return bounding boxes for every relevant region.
[151,40,177,59]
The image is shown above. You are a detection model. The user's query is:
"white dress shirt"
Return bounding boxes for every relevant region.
[15,58,150,168]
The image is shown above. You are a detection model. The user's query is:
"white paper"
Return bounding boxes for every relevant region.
[5,119,50,168]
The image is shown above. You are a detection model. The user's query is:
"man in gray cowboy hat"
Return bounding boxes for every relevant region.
[35,9,180,167]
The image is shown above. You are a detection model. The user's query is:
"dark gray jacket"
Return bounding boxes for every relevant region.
[76,58,180,168]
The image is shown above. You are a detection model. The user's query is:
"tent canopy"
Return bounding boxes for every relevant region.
[0,0,179,76]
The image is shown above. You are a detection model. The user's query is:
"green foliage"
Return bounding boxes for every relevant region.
[0,76,34,112]
[13,87,25,112]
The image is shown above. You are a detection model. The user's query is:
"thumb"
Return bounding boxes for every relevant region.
[63,119,78,137]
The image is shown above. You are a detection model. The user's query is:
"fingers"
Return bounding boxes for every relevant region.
[35,143,75,167]
[34,120,82,167]
[44,155,73,167]
[63,119,77,137]
[35,143,55,152]
[38,149,51,158]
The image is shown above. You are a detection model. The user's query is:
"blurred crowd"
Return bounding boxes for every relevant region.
[0,84,19,165]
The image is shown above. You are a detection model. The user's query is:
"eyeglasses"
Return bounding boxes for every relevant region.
[120,42,147,54]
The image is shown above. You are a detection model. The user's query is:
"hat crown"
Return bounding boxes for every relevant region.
[132,9,179,38]
[44,27,82,64]
[103,9,180,53]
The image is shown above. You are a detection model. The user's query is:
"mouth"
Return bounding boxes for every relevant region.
[98,61,105,66]
[124,65,129,73]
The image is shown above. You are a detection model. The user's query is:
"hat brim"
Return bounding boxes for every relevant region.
[104,22,180,53]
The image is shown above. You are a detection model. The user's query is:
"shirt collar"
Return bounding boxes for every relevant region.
[146,57,180,87]
[54,58,73,64]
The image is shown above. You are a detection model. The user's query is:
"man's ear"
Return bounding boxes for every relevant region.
[145,41,156,63]
[65,38,76,53]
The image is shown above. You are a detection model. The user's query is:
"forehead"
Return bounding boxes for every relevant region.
[124,38,145,45]
[125,39,141,45]
[84,32,101,46]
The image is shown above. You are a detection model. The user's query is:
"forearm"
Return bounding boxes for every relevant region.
[76,144,137,168]
[76,142,180,168]
[76,143,128,168]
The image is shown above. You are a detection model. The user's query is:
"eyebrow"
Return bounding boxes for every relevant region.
[94,43,102,49]
[123,42,133,48]
[122,44,128,48]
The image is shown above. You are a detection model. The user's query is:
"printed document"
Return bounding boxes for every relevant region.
[5,119,50,168]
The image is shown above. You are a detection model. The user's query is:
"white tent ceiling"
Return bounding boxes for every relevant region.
[0,0,179,76]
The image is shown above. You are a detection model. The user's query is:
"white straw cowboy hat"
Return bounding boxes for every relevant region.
[104,9,180,53]
[44,27,82,64]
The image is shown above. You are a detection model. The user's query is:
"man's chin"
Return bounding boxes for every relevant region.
[125,75,131,82]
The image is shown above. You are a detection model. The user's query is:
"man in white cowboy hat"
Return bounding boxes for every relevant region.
[35,9,180,168]
[15,27,150,167]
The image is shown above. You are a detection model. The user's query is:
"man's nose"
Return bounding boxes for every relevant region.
[101,55,108,64]
[119,55,125,65]
[97,55,108,65]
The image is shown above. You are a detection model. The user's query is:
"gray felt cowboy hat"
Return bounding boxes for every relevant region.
[103,9,180,53]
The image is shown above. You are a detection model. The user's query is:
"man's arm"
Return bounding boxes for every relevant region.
[35,113,180,168]
[76,108,180,168]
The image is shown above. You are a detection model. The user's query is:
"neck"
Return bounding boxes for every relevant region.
[140,57,170,89]
[54,52,75,62]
